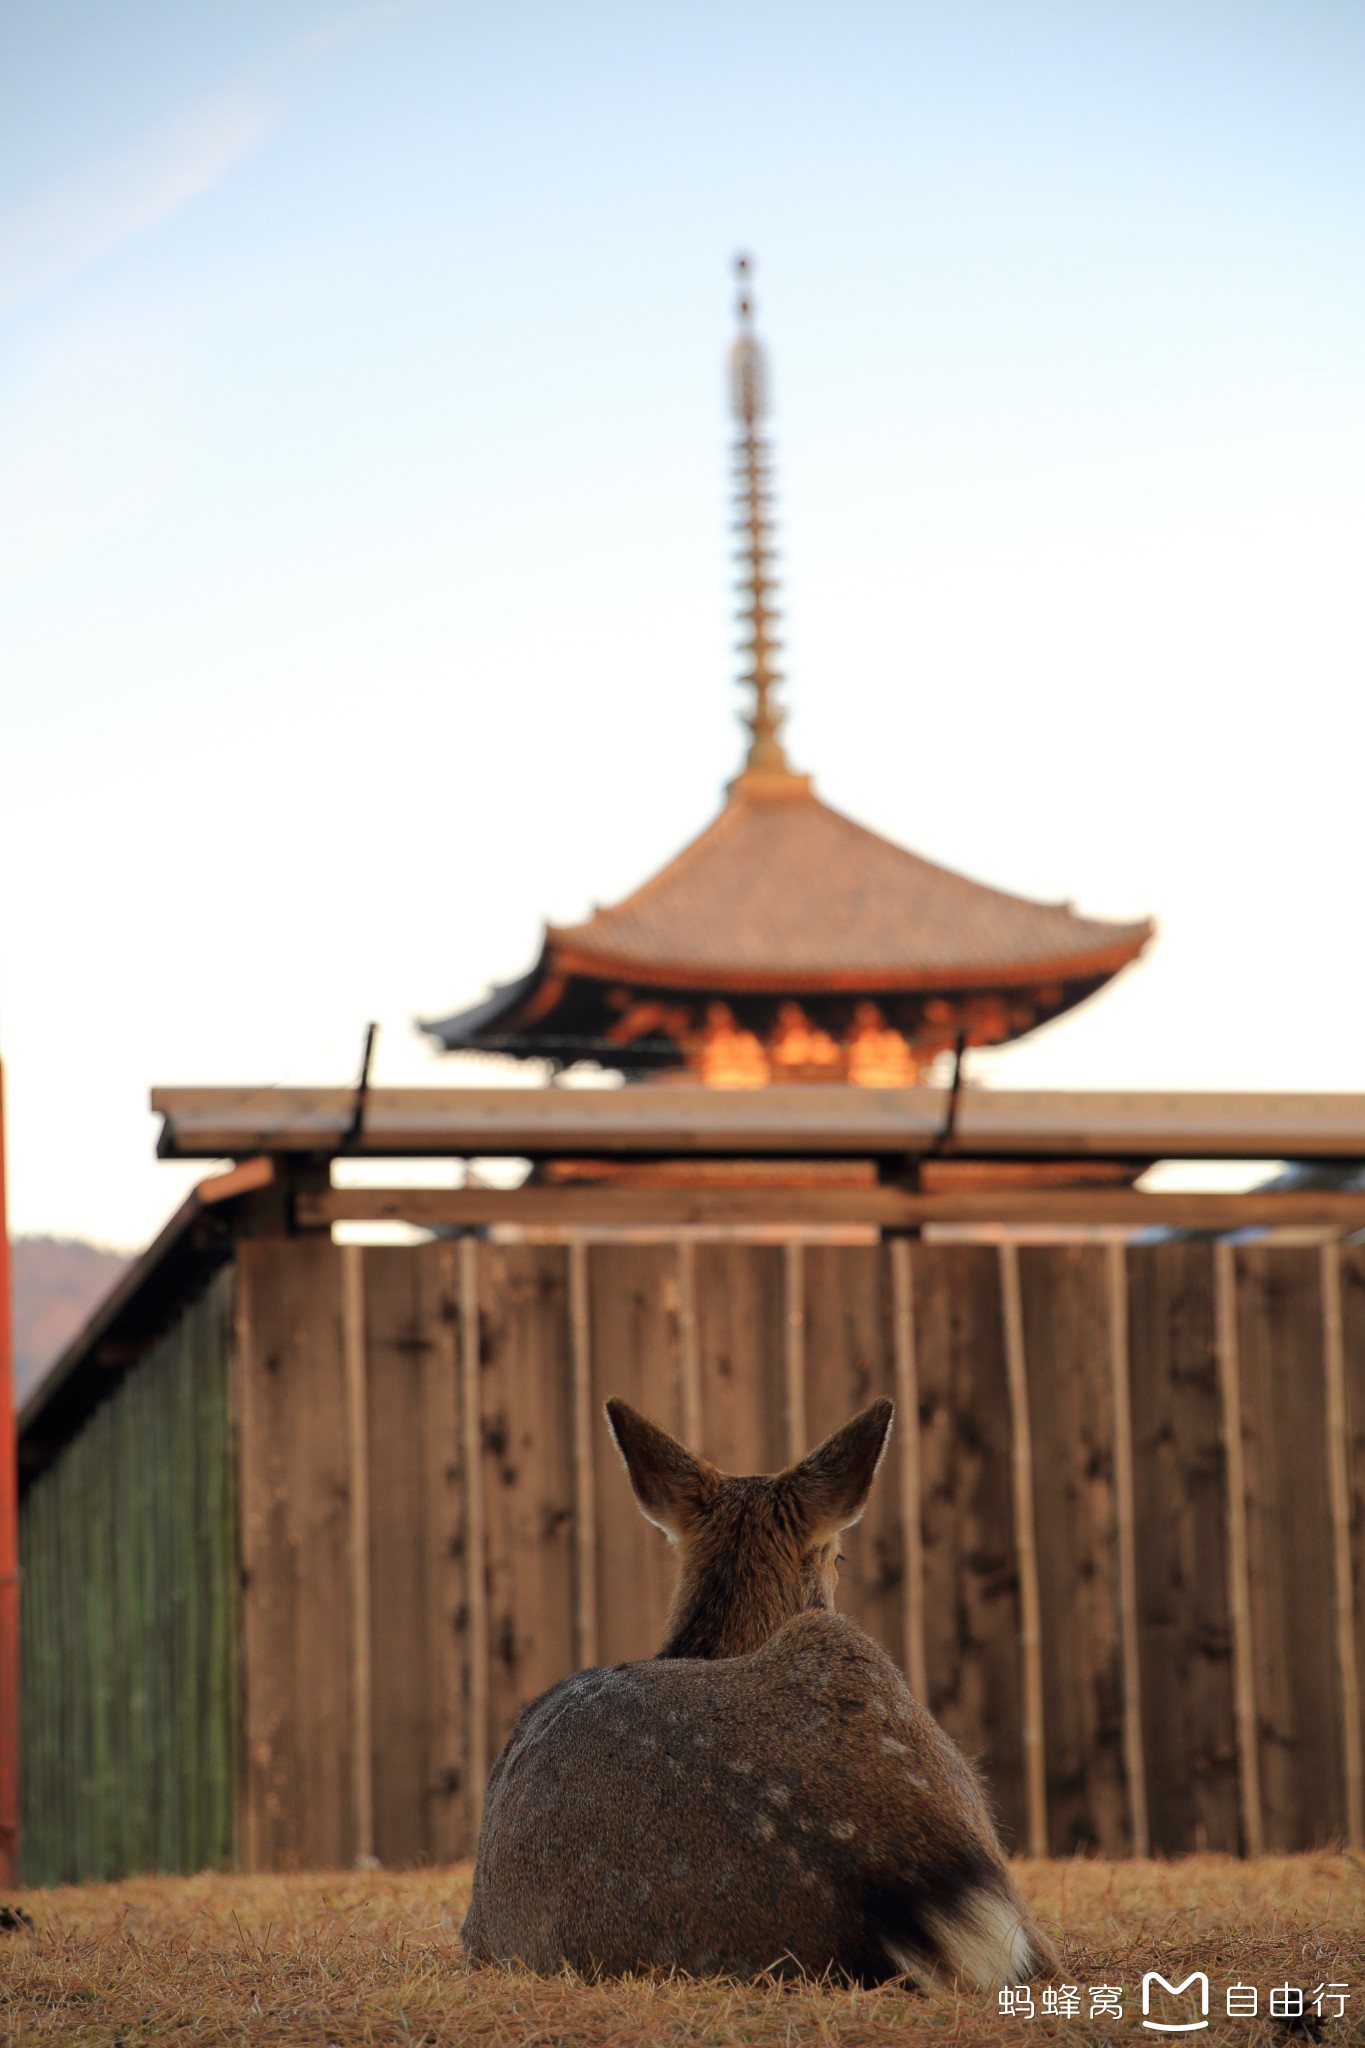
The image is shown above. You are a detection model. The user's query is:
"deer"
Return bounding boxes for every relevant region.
[461,1396,1057,1989]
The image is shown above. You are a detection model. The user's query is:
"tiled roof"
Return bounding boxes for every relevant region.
[545,776,1152,991]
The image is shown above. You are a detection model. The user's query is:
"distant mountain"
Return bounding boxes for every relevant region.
[11,1236,132,1410]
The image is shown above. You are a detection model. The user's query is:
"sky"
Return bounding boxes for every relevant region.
[2,0,1364,1248]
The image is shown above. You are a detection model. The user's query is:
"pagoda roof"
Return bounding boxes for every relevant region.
[424,263,1153,1068]
[540,772,1151,995]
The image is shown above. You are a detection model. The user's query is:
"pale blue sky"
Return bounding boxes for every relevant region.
[3,2,1364,1243]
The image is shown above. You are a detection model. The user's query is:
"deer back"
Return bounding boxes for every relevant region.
[461,1398,1055,1986]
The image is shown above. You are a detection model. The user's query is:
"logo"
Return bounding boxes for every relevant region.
[1141,1971,1210,2032]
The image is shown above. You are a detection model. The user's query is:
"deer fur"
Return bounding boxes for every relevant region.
[461,1396,1057,1988]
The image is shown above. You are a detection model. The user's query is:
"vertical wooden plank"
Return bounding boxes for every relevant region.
[190,1292,216,1867]
[232,1256,257,1875]
[676,1241,703,1451]
[478,1243,576,1757]
[1107,1244,1149,1856]
[1127,1241,1239,1855]
[150,1345,171,1871]
[889,1240,928,1702]
[783,1242,807,1464]
[127,1363,154,1876]
[59,1451,80,1875]
[999,1244,1048,1859]
[420,1240,468,1864]
[83,1413,113,1874]
[693,1243,785,1475]
[588,1243,686,1664]
[1215,1240,1263,1857]
[568,1242,599,1671]
[913,1243,1026,1850]
[1321,1243,1364,1849]
[17,1482,46,1880]
[1338,1241,1365,1853]
[1018,1243,1127,1855]
[204,1270,238,1871]
[16,1486,39,1879]
[55,1453,78,1878]
[114,1376,134,1870]
[340,1245,375,1866]
[148,1354,167,1871]
[89,1392,115,1874]
[65,1445,91,1878]
[363,1245,465,1868]
[149,1343,172,1873]
[173,1313,194,1868]
[232,1256,259,1876]
[801,1245,900,1662]
[459,1235,490,1840]
[187,1301,208,1865]
[235,1235,353,1871]
[1234,1243,1342,1850]
[188,1305,208,1870]
[585,1236,683,1671]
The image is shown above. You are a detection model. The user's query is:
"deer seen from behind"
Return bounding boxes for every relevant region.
[462,1396,1057,1988]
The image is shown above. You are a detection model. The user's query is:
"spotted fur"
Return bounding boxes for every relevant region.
[462,1399,1057,1987]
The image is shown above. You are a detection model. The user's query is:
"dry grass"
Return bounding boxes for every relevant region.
[1,1856,1361,2047]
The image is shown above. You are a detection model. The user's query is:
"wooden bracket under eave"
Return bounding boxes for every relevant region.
[197,1157,276,1206]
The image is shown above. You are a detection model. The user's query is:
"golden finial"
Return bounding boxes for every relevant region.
[729,254,794,783]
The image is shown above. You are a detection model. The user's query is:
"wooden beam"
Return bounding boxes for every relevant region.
[196,1156,275,1205]
[293,1184,1365,1231]
[153,1083,1365,1163]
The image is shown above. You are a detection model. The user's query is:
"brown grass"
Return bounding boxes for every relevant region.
[1,1856,1361,2047]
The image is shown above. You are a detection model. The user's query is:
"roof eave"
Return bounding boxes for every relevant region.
[419,955,551,1049]
[539,923,1155,997]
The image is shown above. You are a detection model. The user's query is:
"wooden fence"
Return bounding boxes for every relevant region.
[232,1232,1365,1871]
[20,1271,237,1886]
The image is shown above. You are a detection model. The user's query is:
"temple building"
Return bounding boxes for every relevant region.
[425,262,1152,1088]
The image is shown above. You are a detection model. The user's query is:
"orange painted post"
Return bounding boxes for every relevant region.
[0,1056,19,1885]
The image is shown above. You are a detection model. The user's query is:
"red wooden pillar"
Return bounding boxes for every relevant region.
[0,1057,18,1884]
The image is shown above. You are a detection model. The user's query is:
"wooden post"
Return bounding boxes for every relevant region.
[889,1240,928,1701]
[1214,1240,1264,1857]
[1320,1242,1364,1850]
[677,1241,703,1452]
[1107,1242,1149,1856]
[459,1235,490,1837]
[783,1241,807,1464]
[340,1244,376,1866]
[569,1242,599,1671]
[999,1243,1048,1857]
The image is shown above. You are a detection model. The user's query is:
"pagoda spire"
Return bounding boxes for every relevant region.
[729,255,796,783]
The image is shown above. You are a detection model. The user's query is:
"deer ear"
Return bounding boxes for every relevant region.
[605,1399,711,1542]
[787,1398,894,1541]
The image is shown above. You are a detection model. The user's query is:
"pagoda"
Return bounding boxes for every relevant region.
[424,261,1152,1088]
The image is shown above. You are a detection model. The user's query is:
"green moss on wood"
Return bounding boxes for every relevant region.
[19,1269,237,1885]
